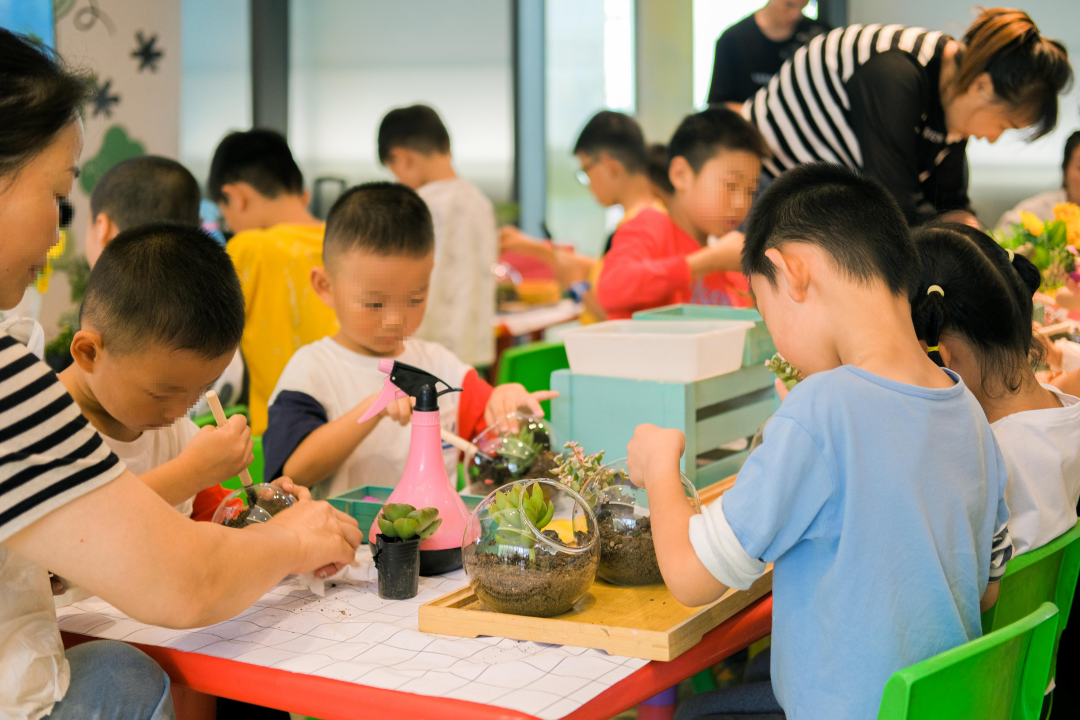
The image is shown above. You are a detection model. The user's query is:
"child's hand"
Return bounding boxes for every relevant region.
[359,390,413,427]
[484,383,559,431]
[627,424,685,489]
[269,476,311,502]
[180,414,254,487]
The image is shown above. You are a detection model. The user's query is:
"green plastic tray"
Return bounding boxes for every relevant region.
[329,485,486,533]
[632,304,776,367]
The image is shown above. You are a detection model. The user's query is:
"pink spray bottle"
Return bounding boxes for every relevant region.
[358,359,471,575]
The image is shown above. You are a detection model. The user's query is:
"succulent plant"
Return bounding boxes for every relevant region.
[490,483,554,547]
[554,442,612,495]
[766,353,802,391]
[377,503,442,542]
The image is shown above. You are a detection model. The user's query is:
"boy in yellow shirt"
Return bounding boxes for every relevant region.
[208,129,339,434]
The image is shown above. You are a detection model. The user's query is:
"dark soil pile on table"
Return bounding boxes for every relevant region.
[468,449,559,495]
[595,504,663,586]
[466,530,598,617]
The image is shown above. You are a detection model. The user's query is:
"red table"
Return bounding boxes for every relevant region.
[63,594,771,720]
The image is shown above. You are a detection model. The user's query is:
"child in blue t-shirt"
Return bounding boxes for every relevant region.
[628,164,1012,720]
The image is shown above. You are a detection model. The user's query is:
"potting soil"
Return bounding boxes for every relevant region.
[595,505,663,585]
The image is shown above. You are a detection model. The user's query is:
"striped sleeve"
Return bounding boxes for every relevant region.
[0,333,125,542]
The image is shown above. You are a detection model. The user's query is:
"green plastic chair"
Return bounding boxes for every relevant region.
[982,521,1080,688]
[495,340,569,417]
[222,435,264,490]
[192,404,248,428]
[877,602,1059,720]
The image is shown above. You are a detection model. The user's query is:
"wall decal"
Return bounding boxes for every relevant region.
[79,125,146,196]
[90,77,120,117]
[131,30,162,72]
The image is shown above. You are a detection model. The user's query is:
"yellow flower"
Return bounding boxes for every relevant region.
[1020,211,1045,237]
[34,230,66,294]
[1053,202,1080,246]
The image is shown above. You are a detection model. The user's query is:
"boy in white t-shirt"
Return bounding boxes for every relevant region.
[264,182,553,500]
[378,105,497,367]
[58,224,254,519]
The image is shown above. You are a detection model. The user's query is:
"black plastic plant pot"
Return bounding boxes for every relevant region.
[373,534,420,600]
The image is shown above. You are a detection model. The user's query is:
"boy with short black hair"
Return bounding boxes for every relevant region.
[628,163,1011,720]
[86,155,201,266]
[264,182,552,500]
[378,104,496,367]
[59,223,254,518]
[208,129,338,434]
[598,108,766,318]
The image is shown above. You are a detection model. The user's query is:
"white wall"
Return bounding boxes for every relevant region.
[847,0,1080,227]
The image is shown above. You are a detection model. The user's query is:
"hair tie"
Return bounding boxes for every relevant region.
[1006,249,1014,261]
[926,346,940,353]
[927,285,944,297]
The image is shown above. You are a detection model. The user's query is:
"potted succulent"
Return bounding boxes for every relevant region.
[462,479,598,617]
[467,412,559,494]
[212,484,296,529]
[373,503,442,600]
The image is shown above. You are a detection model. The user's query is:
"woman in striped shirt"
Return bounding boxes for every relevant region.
[0,30,362,720]
[744,8,1071,226]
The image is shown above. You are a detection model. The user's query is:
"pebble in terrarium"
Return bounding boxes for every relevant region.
[562,446,701,586]
[466,411,559,494]
[462,479,599,617]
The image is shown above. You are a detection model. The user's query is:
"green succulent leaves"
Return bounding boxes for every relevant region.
[490,482,554,547]
[377,503,442,541]
[554,441,610,495]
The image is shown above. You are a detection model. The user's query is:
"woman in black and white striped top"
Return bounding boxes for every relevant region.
[744,8,1072,226]
[0,30,362,719]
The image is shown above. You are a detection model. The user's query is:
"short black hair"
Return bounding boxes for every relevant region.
[207,129,304,203]
[742,163,915,296]
[572,111,647,174]
[910,223,1042,395]
[90,156,201,231]
[323,182,434,266]
[647,143,674,195]
[1063,130,1080,179]
[377,105,451,164]
[81,222,245,358]
[0,29,92,180]
[668,108,769,173]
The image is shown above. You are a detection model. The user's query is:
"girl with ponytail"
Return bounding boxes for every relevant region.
[910,223,1080,556]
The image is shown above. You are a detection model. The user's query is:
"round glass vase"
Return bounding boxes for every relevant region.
[211,484,295,528]
[466,411,559,495]
[579,458,701,586]
[462,478,599,617]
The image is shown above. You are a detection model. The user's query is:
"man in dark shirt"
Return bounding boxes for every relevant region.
[707,0,830,110]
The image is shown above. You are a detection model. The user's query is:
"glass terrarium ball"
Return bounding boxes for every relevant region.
[577,457,701,586]
[467,411,559,494]
[212,483,295,528]
[462,478,598,617]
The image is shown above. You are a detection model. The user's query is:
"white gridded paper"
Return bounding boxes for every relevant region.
[56,565,648,720]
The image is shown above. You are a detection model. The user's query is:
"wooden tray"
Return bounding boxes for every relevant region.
[419,474,769,662]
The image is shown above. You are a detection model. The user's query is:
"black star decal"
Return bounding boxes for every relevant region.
[91,78,120,118]
[131,31,163,72]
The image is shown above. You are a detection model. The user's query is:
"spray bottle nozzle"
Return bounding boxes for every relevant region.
[358,360,462,423]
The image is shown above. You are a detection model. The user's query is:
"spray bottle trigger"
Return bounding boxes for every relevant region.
[358,375,407,423]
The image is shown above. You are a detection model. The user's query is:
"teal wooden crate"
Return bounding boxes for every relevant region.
[632,304,776,367]
[329,485,485,533]
[551,366,778,489]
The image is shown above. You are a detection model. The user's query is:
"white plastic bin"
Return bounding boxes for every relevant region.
[562,319,755,382]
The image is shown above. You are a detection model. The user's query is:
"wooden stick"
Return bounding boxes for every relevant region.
[440,428,481,456]
[205,390,254,487]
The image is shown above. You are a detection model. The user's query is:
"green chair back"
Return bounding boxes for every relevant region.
[495,340,569,417]
[982,521,1080,683]
[877,602,1059,720]
[223,435,264,490]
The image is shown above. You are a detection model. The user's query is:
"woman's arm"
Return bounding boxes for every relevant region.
[4,470,361,628]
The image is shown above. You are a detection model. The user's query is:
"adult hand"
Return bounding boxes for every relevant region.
[269,500,362,577]
[626,424,685,489]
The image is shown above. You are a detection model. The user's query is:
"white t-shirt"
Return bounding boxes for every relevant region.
[266,337,471,500]
[415,178,497,368]
[996,188,1068,231]
[101,418,201,516]
[992,384,1080,556]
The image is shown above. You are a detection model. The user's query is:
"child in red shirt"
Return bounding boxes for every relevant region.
[598,108,768,318]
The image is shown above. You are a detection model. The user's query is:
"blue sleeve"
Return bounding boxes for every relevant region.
[722,415,837,563]
[263,390,328,482]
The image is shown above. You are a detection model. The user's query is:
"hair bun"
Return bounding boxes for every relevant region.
[1010,252,1042,296]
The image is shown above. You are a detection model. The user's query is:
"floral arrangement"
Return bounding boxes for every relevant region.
[766,353,802,390]
[994,202,1080,292]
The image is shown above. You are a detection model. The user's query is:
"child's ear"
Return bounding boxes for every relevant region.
[669,156,693,193]
[219,184,246,212]
[764,247,810,302]
[310,266,334,308]
[69,329,104,373]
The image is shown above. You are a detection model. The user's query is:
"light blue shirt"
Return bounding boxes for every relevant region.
[691,366,1009,720]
